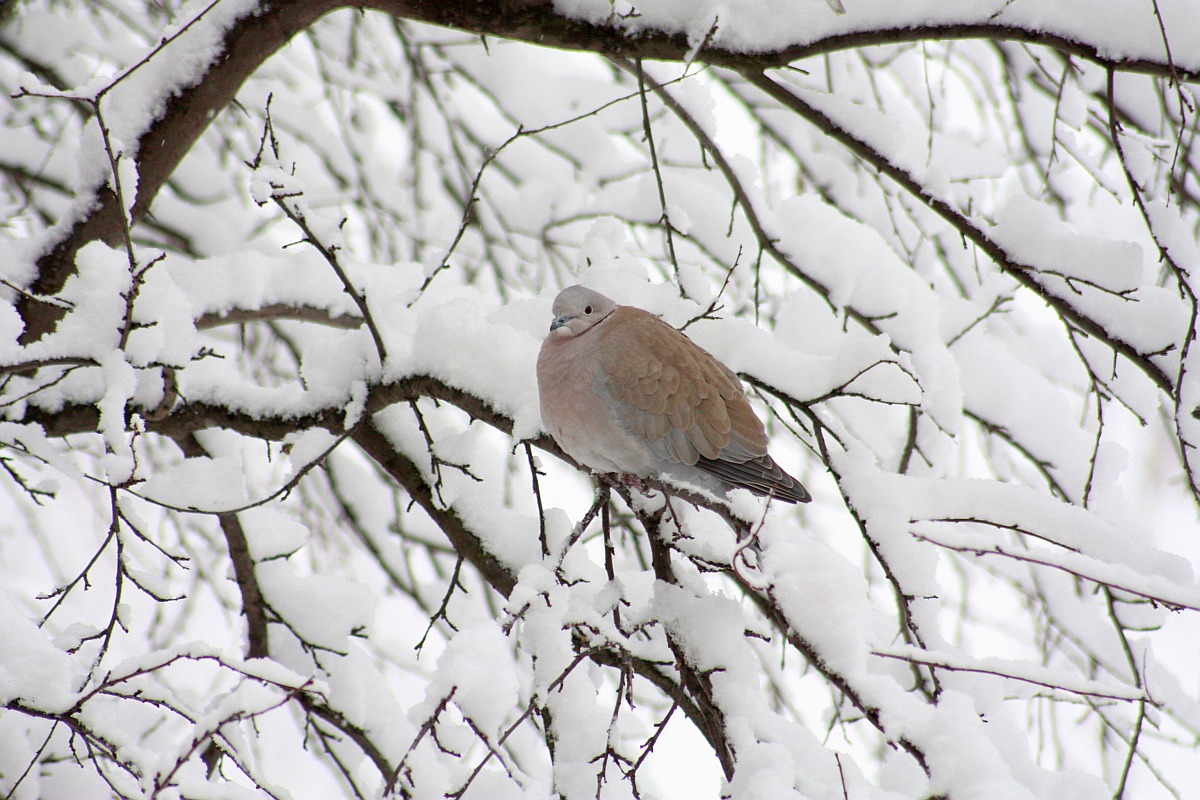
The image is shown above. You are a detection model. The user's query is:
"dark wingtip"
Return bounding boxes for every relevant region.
[771,479,812,504]
[761,476,811,504]
[694,454,811,504]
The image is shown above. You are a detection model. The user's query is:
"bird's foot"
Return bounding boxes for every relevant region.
[599,472,652,495]
[619,472,649,493]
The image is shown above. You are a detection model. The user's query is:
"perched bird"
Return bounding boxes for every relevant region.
[537,285,810,504]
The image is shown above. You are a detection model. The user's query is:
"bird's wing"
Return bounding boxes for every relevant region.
[598,307,768,467]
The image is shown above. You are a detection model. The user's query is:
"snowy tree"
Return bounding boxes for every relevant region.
[2,1,1200,798]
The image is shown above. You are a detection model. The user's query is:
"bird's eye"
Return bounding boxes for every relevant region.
[584,305,593,315]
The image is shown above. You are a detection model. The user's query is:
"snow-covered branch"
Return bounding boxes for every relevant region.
[3,2,1199,798]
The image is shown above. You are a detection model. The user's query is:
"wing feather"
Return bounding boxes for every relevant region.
[599,307,768,468]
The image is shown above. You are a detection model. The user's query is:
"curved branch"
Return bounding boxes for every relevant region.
[367,4,1199,81]
[352,419,517,597]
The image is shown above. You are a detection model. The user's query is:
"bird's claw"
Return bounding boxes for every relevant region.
[598,472,651,495]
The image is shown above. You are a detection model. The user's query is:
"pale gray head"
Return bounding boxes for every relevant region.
[547,285,617,337]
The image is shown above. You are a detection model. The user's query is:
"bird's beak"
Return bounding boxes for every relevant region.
[549,315,570,332]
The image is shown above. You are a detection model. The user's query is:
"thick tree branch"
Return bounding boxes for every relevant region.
[176,433,271,661]
[21,0,340,341]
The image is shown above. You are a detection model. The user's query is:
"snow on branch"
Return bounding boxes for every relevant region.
[2,2,1199,799]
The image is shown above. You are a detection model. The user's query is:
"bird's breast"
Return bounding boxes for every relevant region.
[537,339,655,476]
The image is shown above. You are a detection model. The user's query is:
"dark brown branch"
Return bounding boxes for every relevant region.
[195,304,363,330]
[301,695,400,790]
[364,5,1200,82]
[218,513,271,660]
[352,419,518,597]
[175,434,270,660]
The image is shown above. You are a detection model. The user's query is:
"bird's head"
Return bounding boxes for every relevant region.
[548,285,616,338]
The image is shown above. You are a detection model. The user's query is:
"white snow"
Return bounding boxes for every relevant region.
[2,2,1198,799]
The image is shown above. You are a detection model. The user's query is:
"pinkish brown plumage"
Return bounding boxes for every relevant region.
[537,286,809,504]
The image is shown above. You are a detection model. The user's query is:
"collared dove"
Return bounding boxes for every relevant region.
[537,285,810,504]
